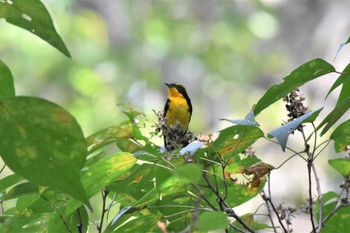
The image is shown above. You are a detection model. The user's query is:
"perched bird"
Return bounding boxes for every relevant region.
[163,83,192,150]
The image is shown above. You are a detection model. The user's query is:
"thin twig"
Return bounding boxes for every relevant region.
[228,223,247,233]
[301,129,316,233]
[97,189,110,233]
[263,174,287,233]
[274,152,303,170]
[313,140,331,160]
[307,158,316,233]
[202,172,255,233]
[261,191,277,233]
[191,184,218,211]
[220,160,229,202]
[264,137,307,162]
[189,197,200,233]
[311,162,323,233]
[0,163,6,174]
[267,198,288,233]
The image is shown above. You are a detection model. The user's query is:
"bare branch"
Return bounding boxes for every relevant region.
[97,189,110,233]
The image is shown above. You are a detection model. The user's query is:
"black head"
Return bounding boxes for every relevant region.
[165,83,188,96]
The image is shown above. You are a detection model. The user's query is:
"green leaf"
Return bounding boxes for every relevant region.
[223,157,272,207]
[81,152,137,197]
[117,103,145,123]
[116,138,142,153]
[233,214,272,231]
[268,108,323,151]
[321,64,350,136]
[326,63,350,99]
[110,214,162,233]
[318,203,350,233]
[0,0,71,57]
[211,125,264,161]
[131,184,188,210]
[0,96,88,203]
[328,158,350,176]
[254,59,335,115]
[2,182,38,201]
[24,188,71,214]
[330,119,350,150]
[197,211,229,232]
[314,191,338,219]
[16,193,41,211]
[2,213,49,233]
[173,164,202,183]
[86,121,138,153]
[108,164,155,199]
[48,207,88,233]
[0,60,15,99]
[0,174,23,193]
[318,96,350,136]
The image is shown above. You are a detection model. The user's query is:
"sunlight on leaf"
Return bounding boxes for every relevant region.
[328,158,350,176]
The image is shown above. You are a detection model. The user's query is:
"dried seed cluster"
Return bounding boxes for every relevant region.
[283,89,310,122]
[154,111,194,151]
[283,89,310,133]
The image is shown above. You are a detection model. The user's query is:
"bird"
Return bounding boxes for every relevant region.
[163,83,193,150]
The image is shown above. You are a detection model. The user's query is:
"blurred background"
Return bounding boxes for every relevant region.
[1,0,350,231]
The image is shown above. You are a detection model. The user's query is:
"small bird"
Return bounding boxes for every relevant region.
[163,83,192,150]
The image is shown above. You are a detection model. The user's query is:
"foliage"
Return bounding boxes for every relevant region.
[1,1,350,233]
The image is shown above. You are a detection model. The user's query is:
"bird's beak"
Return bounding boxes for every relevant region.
[165,83,171,87]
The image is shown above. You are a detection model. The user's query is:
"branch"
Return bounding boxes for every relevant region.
[192,184,218,211]
[261,193,276,233]
[261,192,288,233]
[0,164,6,174]
[201,172,255,233]
[311,163,323,233]
[307,158,316,233]
[97,189,110,233]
